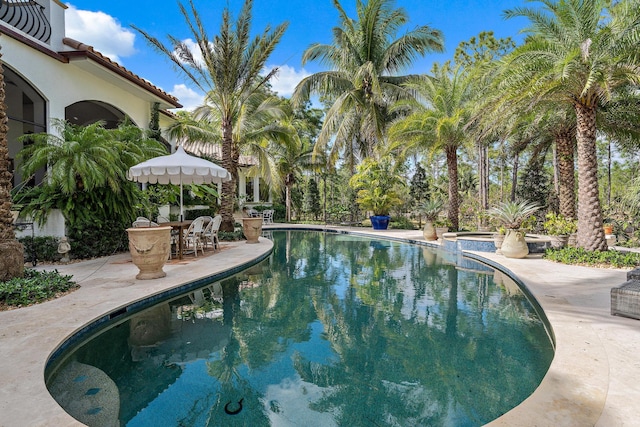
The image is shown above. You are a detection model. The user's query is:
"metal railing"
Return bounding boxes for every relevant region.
[0,0,51,44]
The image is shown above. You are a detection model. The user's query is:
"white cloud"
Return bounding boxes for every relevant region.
[266,64,310,97]
[169,84,204,111]
[65,4,135,63]
[178,38,205,66]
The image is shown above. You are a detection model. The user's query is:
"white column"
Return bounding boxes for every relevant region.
[238,172,246,204]
[253,176,260,202]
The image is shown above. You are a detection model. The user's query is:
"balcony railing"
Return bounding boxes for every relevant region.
[0,0,51,44]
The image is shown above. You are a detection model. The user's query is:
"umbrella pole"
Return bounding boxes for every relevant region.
[180,180,184,222]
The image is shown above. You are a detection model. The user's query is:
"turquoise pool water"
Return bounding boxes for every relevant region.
[46,230,554,426]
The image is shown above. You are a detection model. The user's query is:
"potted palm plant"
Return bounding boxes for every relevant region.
[488,200,540,258]
[418,198,444,241]
[349,157,403,230]
[543,212,577,248]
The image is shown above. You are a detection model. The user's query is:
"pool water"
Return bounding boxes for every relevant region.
[46,230,553,427]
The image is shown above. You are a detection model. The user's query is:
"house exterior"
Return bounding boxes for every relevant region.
[0,0,180,237]
[2,0,270,238]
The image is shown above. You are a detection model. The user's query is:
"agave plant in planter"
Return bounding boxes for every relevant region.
[418,198,444,241]
[349,157,404,230]
[488,200,540,258]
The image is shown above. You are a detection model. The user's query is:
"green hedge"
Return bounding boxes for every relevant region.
[18,236,60,262]
[185,208,218,220]
[68,217,129,259]
[544,247,640,268]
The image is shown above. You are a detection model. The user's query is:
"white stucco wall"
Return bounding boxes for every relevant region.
[1,38,154,128]
[14,209,65,239]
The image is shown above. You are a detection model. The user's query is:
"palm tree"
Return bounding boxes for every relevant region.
[18,119,165,196]
[0,49,24,280]
[292,0,444,163]
[389,63,473,230]
[134,0,288,231]
[167,90,295,212]
[500,0,640,251]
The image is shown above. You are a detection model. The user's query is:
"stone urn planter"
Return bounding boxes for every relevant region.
[548,234,569,249]
[435,226,449,240]
[500,229,529,259]
[126,226,172,280]
[493,232,505,254]
[423,221,437,241]
[242,217,263,244]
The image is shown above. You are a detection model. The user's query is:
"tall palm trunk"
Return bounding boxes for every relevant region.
[446,144,459,231]
[285,173,294,222]
[220,117,236,232]
[555,128,576,219]
[477,141,489,223]
[575,101,607,251]
[0,53,24,280]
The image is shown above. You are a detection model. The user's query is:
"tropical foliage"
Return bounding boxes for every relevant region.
[417,198,445,222]
[134,0,288,231]
[0,269,77,309]
[4,0,640,264]
[497,0,640,250]
[389,62,472,230]
[488,200,541,230]
[14,120,166,257]
[544,246,640,269]
[293,0,444,163]
[543,212,578,236]
[349,157,404,216]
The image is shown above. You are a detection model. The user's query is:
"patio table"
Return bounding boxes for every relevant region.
[164,220,192,260]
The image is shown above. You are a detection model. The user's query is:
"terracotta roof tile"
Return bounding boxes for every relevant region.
[62,37,182,108]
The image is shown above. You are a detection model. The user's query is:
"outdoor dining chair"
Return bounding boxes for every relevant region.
[183,216,206,257]
[132,217,158,227]
[262,209,274,224]
[203,215,222,250]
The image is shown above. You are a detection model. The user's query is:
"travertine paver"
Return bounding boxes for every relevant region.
[1,226,638,427]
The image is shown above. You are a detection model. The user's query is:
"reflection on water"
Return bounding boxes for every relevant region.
[47,231,553,427]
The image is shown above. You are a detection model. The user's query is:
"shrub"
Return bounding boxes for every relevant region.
[543,212,577,236]
[219,230,244,241]
[390,216,416,230]
[185,208,217,220]
[68,217,129,259]
[18,236,60,263]
[0,269,78,308]
[544,247,640,269]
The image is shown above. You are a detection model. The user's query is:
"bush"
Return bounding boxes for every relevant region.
[544,247,640,269]
[18,236,60,262]
[185,208,217,220]
[390,216,416,230]
[68,217,129,259]
[219,230,244,241]
[0,269,78,308]
[543,212,577,236]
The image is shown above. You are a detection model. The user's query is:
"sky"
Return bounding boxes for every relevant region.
[64,0,529,110]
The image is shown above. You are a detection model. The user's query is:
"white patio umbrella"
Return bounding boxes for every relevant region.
[128,145,231,221]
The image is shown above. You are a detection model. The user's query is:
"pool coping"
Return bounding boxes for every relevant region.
[1,225,638,426]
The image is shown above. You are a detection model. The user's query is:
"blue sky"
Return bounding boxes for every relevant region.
[65,0,527,109]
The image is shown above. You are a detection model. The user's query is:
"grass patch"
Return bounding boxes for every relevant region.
[0,269,79,310]
[543,247,640,269]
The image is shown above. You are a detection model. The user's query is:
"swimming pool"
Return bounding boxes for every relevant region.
[46,230,554,426]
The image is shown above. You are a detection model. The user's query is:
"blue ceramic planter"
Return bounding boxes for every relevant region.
[370,215,390,230]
